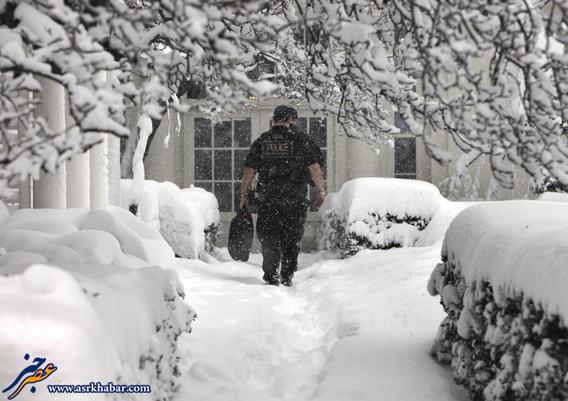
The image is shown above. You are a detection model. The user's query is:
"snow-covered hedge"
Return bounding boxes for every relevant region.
[320,178,454,256]
[428,201,568,401]
[0,206,195,401]
[181,185,221,252]
[121,180,220,259]
[537,191,568,203]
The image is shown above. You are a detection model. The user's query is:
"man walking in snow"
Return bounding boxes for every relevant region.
[238,105,326,286]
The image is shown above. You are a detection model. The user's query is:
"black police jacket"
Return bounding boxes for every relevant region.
[244,125,320,202]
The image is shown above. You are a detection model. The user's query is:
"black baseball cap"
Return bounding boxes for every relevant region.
[273,105,296,120]
[286,107,298,119]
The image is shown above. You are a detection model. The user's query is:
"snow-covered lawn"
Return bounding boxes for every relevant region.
[173,247,468,401]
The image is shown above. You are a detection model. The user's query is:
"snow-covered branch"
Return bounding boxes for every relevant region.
[3,0,568,189]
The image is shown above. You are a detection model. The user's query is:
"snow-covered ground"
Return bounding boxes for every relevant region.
[173,247,468,401]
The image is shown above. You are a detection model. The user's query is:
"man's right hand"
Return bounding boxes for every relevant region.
[238,167,256,210]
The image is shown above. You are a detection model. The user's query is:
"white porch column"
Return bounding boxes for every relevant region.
[89,71,110,208]
[90,135,110,208]
[33,77,66,209]
[107,70,122,206]
[65,94,90,208]
[108,135,121,205]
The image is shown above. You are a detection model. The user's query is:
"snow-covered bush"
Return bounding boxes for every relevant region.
[428,201,568,401]
[0,206,195,401]
[121,180,220,259]
[530,167,568,195]
[320,178,450,256]
[182,186,221,253]
[538,192,568,203]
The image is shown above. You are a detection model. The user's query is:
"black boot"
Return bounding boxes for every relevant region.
[263,274,280,286]
[280,274,293,287]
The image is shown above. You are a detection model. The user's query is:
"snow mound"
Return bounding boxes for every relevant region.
[416,200,474,247]
[320,178,467,255]
[181,186,220,229]
[0,207,195,401]
[182,186,221,251]
[429,201,568,400]
[327,177,442,221]
[537,191,568,203]
[121,180,220,259]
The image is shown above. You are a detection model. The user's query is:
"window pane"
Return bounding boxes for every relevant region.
[194,181,212,192]
[234,149,249,180]
[296,118,308,134]
[309,118,327,147]
[234,182,241,211]
[194,149,212,180]
[214,150,232,180]
[215,182,232,212]
[234,118,252,148]
[214,121,232,148]
[195,118,211,147]
[394,112,410,135]
[394,137,416,175]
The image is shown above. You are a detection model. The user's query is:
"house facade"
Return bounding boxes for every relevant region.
[143,100,533,250]
[9,84,532,251]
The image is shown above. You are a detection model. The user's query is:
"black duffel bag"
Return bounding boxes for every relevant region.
[228,208,254,262]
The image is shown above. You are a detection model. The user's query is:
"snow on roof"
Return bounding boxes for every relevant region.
[442,201,568,321]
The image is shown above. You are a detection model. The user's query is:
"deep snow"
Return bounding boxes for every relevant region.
[0,206,194,401]
[173,248,467,401]
[440,200,568,323]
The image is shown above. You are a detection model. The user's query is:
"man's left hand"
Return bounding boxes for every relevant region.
[314,192,325,209]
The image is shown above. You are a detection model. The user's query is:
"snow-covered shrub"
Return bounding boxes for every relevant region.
[121,180,220,259]
[182,186,221,253]
[428,201,568,401]
[529,167,568,195]
[537,192,568,203]
[0,206,195,401]
[320,178,448,256]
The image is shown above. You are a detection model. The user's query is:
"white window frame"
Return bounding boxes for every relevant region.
[191,116,257,213]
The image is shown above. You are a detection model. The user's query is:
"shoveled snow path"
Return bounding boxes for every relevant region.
[173,247,467,401]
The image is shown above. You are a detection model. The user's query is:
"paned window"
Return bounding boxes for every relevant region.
[194,118,252,212]
[393,112,416,179]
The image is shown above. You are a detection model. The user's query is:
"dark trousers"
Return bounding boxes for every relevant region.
[256,199,308,282]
